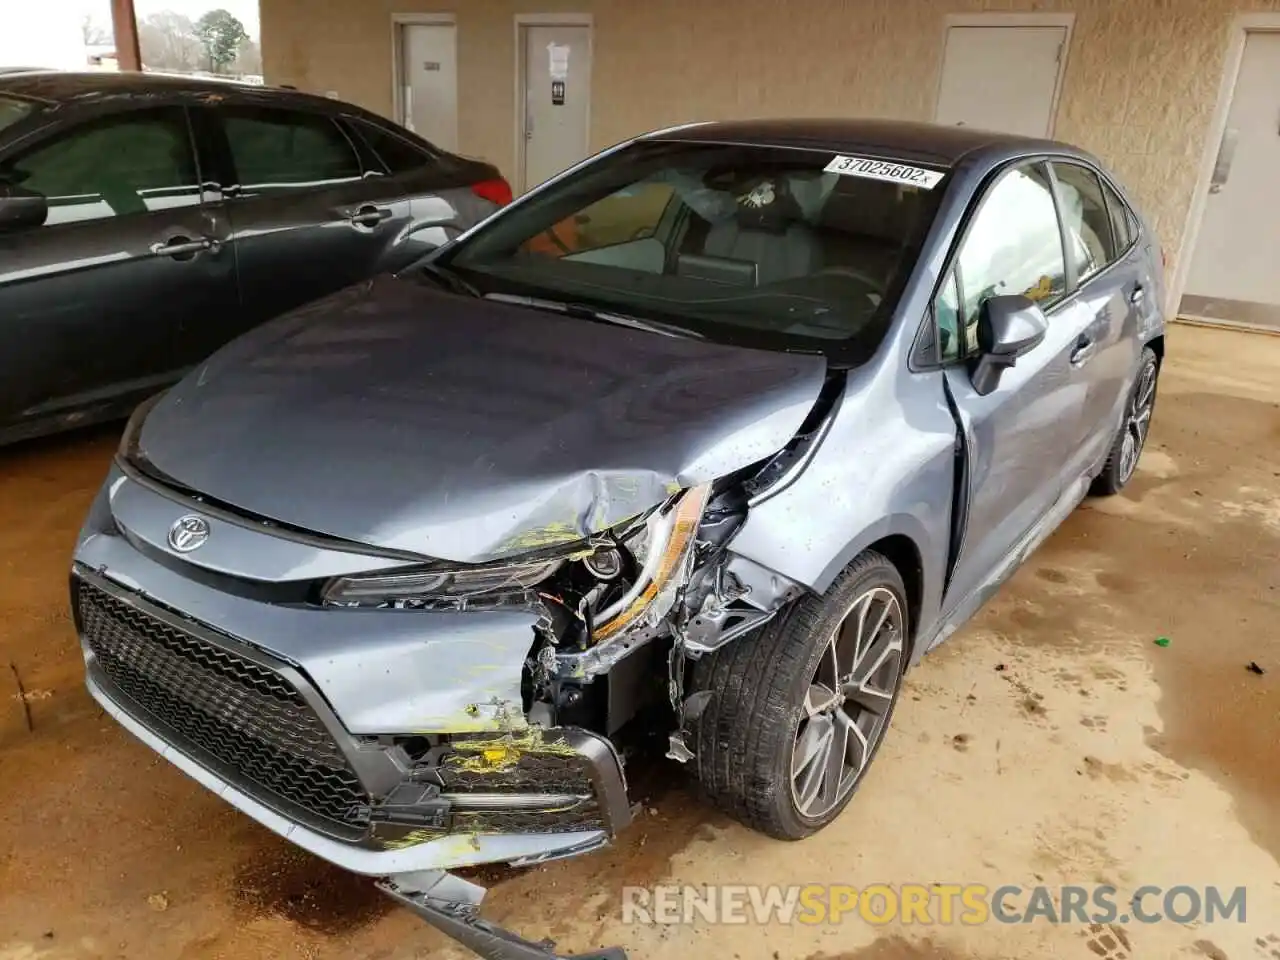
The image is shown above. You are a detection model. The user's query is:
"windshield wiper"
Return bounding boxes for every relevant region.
[483,293,703,340]
[416,261,481,298]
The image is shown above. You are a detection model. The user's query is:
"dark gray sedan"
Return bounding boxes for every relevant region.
[72,118,1164,960]
[0,71,508,444]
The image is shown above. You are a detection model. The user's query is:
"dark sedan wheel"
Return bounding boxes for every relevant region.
[1092,346,1159,496]
[691,551,909,840]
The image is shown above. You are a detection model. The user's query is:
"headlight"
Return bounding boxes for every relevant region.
[323,557,564,609]
[592,483,711,641]
[322,483,713,622]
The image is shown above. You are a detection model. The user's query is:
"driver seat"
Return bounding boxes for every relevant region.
[702,176,822,284]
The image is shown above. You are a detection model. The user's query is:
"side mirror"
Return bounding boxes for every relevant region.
[0,183,48,232]
[969,294,1048,396]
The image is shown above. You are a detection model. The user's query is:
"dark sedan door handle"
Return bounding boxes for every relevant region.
[150,235,220,260]
[347,205,393,228]
[1070,334,1097,367]
[1129,285,1146,306]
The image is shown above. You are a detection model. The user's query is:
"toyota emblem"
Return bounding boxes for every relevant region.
[168,515,210,553]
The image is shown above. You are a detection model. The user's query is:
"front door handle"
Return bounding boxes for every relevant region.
[347,205,393,228]
[1070,335,1096,367]
[1129,285,1146,306]
[151,235,220,259]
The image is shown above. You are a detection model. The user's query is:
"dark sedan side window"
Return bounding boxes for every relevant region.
[0,107,200,228]
[349,119,435,174]
[938,162,1067,359]
[221,107,364,195]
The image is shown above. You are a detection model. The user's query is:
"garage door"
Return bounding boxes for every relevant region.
[935,24,1068,137]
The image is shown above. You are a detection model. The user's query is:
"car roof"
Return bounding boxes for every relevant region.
[642,118,1090,169]
[0,70,336,112]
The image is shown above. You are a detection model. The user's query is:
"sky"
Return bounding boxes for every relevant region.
[1,0,261,70]
[10,0,261,42]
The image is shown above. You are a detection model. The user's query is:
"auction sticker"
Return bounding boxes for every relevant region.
[824,155,946,189]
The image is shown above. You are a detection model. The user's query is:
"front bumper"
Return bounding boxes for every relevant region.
[74,566,632,872]
[73,466,641,958]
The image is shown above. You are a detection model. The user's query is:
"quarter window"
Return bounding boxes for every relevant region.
[350,119,434,175]
[954,163,1066,353]
[1051,162,1118,281]
[935,270,963,362]
[222,107,363,194]
[0,107,200,227]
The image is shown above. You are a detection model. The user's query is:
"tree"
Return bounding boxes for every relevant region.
[232,38,263,77]
[138,12,202,73]
[81,14,111,46]
[194,9,248,74]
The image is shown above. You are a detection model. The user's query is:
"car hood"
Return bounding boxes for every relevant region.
[136,275,827,563]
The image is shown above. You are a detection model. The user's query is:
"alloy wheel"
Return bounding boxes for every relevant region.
[789,586,905,820]
[1118,360,1158,484]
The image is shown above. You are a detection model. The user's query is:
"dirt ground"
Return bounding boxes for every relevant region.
[1,324,1276,960]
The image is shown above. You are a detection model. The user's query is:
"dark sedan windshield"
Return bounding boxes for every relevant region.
[0,96,33,134]
[443,139,945,359]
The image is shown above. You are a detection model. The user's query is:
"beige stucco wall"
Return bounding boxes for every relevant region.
[261,0,1280,280]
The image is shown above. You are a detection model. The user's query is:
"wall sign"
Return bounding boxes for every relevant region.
[551,80,566,105]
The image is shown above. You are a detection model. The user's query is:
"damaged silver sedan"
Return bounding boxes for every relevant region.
[71,118,1165,959]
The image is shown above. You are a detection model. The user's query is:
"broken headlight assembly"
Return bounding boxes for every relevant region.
[323,557,564,610]
[321,483,712,645]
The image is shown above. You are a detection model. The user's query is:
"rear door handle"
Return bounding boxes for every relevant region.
[1070,335,1096,367]
[1129,285,1146,306]
[150,236,220,259]
[347,205,393,228]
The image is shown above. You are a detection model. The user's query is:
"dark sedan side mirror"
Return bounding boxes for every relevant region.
[0,183,48,232]
[968,295,1048,396]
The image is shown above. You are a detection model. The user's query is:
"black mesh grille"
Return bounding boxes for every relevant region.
[437,748,604,834]
[77,579,370,836]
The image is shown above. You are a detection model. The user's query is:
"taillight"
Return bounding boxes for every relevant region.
[471,178,513,206]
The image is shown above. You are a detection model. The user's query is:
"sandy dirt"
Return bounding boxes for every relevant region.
[0,324,1276,960]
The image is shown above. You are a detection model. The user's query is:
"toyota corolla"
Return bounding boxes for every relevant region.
[71,119,1164,960]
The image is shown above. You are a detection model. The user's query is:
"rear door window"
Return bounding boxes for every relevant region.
[1100,178,1134,252]
[0,106,200,227]
[221,107,363,194]
[1051,161,1119,282]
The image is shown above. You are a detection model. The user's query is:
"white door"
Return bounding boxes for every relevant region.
[1181,32,1280,330]
[399,22,458,151]
[935,25,1067,136]
[521,24,591,191]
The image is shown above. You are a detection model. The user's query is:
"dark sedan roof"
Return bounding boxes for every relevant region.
[644,118,1082,168]
[0,70,331,111]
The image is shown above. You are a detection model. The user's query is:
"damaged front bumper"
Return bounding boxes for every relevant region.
[76,567,633,959]
[72,468,638,958]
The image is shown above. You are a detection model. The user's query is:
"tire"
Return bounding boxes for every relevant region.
[1091,346,1160,497]
[690,550,909,840]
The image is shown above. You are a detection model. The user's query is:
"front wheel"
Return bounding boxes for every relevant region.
[691,551,909,840]
[1091,346,1159,496]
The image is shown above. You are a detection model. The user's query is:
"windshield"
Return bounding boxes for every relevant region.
[0,96,34,135]
[442,140,946,360]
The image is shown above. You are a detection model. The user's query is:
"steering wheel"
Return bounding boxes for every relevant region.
[816,265,886,292]
[542,227,573,255]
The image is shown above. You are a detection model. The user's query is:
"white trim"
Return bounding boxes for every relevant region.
[513,13,594,194]
[933,13,1076,138]
[389,12,457,144]
[1169,14,1280,319]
